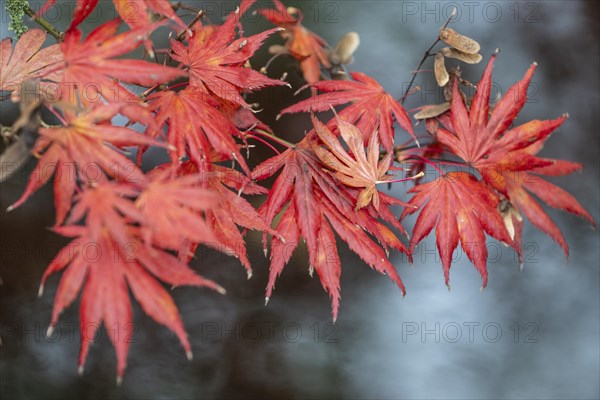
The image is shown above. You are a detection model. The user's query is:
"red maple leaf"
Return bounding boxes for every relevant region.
[40,182,224,383]
[401,172,514,287]
[175,160,275,278]
[433,55,595,255]
[136,166,219,251]
[170,1,287,108]
[57,18,185,106]
[258,0,331,87]
[147,86,251,173]
[9,103,164,225]
[279,72,415,151]
[252,117,409,321]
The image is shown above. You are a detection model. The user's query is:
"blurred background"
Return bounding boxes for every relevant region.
[1,1,599,399]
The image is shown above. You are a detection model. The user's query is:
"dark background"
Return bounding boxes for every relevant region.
[1,1,599,399]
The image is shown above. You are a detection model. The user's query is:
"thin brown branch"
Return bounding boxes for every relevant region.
[401,8,456,104]
[24,6,63,41]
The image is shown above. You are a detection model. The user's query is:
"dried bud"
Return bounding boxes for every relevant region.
[434,52,449,86]
[439,28,480,55]
[440,47,482,64]
[330,32,360,65]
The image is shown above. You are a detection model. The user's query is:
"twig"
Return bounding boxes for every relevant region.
[24,6,63,41]
[401,8,456,104]
[176,10,205,41]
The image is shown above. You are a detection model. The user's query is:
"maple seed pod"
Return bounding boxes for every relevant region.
[434,52,450,87]
[440,47,482,64]
[330,32,361,65]
[414,102,451,119]
[439,28,481,55]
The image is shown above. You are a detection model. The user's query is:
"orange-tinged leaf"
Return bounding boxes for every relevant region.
[312,114,393,210]
[0,29,62,97]
[259,0,331,87]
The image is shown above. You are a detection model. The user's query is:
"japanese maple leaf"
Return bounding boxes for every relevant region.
[147,86,251,173]
[401,172,514,288]
[252,125,408,320]
[434,55,595,255]
[136,167,219,251]
[40,183,224,383]
[57,18,185,106]
[0,29,62,97]
[258,0,331,87]
[170,1,287,108]
[9,103,164,225]
[312,114,394,210]
[279,72,415,151]
[175,161,275,278]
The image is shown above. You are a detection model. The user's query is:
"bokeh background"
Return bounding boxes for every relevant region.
[1,1,599,399]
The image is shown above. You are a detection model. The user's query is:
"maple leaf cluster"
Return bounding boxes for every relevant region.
[0,0,594,383]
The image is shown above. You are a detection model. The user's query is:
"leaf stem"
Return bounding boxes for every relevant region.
[403,154,443,174]
[246,134,281,155]
[253,129,295,149]
[24,6,63,41]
